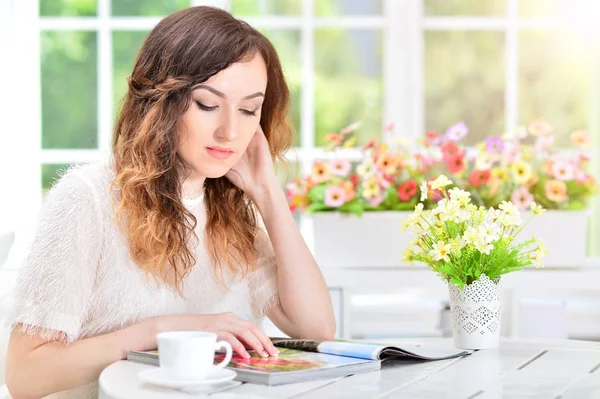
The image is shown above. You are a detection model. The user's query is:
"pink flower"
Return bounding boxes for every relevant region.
[444,121,469,142]
[511,187,534,211]
[324,186,346,208]
[503,143,521,163]
[534,135,555,153]
[551,159,575,181]
[576,169,588,184]
[329,159,352,177]
[366,191,384,207]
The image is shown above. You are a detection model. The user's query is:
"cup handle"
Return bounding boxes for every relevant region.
[214,341,233,369]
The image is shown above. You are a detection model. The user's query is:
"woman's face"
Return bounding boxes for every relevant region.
[177,53,267,180]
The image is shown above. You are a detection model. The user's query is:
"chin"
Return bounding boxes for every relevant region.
[194,163,232,179]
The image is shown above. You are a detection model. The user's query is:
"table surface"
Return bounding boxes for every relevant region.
[98,337,600,399]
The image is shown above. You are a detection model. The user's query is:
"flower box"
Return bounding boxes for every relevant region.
[308,210,590,269]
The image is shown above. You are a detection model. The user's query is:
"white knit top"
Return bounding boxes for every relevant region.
[5,160,279,398]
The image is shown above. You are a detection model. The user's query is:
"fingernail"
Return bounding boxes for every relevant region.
[273,349,280,355]
[244,352,251,359]
[262,351,269,358]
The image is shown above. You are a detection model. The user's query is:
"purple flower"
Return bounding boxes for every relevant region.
[485,136,505,153]
[444,122,469,142]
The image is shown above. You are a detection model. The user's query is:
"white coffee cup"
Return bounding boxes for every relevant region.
[156,331,233,381]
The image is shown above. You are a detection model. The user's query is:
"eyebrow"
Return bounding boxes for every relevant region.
[193,84,264,100]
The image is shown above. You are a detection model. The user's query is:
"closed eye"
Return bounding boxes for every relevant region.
[195,101,217,111]
[241,109,257,116]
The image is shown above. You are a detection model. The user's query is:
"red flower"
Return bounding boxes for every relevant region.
[469,170,491,187]
[441,141,461,162]
[397,180,418,201]
[350,174,359,188]
[363,140,375,150]
[426,131,439,139]
[446,154,466,174]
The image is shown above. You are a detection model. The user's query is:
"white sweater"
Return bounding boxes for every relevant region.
[5,160,279,398]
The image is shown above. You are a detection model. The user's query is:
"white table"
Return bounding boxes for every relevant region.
[98,338,600,398]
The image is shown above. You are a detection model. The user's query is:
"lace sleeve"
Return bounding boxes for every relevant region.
[6,169,103,343]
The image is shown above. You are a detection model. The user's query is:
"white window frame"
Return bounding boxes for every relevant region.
[7,0,600,260]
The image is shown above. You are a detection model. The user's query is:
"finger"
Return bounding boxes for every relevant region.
[237,328,268,358]
[248,323,279,356]
[217,331,250,359]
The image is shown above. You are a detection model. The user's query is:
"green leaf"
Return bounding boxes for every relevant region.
[339,199,364,216]
[308,184,327,202]
[306,203,329,213]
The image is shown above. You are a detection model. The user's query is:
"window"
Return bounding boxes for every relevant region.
[21,0,600,257]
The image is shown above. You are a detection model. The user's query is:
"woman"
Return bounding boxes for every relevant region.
[5,6,335,398]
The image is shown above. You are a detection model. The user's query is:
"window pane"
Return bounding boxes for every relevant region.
[111,0,189,16]
[425,31,504,145]
[519,30,593,147]
[519,0,592,18]
[113,31,149,119]
[231,0,301,16]
[41,163,71,191]
[315,0,382,16]
[41,31,97,149]
[425,0,505,16]
[260,29,301,146]
[40,0,97,16]
[314,29,382,146]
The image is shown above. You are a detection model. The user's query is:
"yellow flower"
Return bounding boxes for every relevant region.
[430,175,453,190]
[491,167,508,181]
[510,161,533,184]
[362,177,380,199]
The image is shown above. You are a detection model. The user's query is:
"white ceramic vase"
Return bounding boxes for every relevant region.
[448,274,501,350]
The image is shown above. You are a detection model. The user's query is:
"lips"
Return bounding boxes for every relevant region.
[206,146,234,160]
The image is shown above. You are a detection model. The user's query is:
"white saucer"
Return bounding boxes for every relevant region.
[138,367,237,389]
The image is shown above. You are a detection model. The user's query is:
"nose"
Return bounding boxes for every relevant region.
[215,108,238,142]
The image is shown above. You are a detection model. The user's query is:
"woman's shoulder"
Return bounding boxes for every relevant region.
[47,158,116,205]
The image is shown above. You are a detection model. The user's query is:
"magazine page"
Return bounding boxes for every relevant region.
[212,347,375,374]
[271,339,471,361]
[272,339,382,360]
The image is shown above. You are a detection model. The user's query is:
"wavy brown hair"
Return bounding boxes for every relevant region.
[111,6,292,293]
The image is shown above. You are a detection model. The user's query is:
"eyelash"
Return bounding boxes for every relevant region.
[195,101,256,117]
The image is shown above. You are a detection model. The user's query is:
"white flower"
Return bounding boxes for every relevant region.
[448,187,471,206]
[420,180,428,201]
[530,202,546,215]
[479,222,501,243]
[429,241,453,262]
[430,175,453,190]
[477,242,494,255]
[499,201,519,216]
[500,214,522,228]
[356,158,375,178]
[462,227,480,245]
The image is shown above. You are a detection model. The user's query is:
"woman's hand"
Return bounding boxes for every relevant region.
[225,126,279,205]
[156,313,280,358]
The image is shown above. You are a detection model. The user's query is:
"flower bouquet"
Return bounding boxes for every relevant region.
[401,175,547,349]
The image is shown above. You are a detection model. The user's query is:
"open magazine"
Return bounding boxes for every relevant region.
[128,338,470,386]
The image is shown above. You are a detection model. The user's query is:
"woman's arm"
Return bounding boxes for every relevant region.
[254,185,336,341]
[6,313,279,399]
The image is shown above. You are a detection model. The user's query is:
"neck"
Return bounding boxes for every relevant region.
[181,170,206,200]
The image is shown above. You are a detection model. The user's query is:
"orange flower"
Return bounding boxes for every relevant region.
[570,130,591,148]
[524,172,539,189]
[527,118,553,137]
[545,179,567,203]
[340,181,356,202]
[310,161,331,184]
[542,160,554,177]
[376,153,399,176]
[323,133,343,147]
